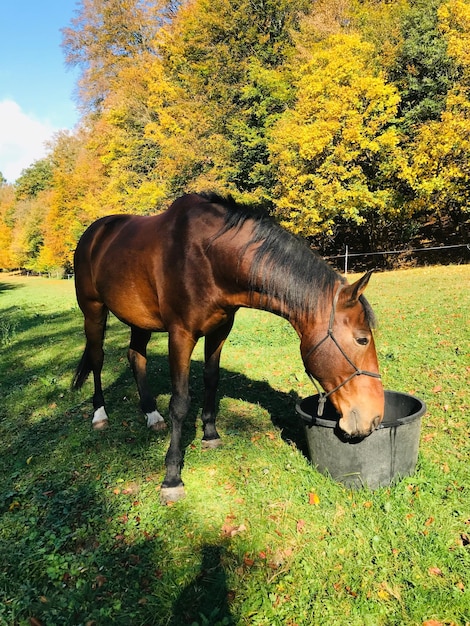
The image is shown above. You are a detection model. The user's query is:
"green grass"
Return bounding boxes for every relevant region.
[0,266,469,626]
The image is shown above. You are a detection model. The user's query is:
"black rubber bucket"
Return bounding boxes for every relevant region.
[296,390,426,489]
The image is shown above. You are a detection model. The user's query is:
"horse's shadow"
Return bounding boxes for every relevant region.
[170,543,234,625]
[144,355,309,459]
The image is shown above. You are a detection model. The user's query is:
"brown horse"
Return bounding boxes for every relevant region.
[73,192,384,502]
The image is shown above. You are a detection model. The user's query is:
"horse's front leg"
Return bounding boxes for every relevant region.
[160,331,196,504]
[128,326,166,431]
[201,317,235,448]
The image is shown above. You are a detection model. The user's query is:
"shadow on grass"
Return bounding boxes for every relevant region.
[0,280,25,294]
[0,304,307,624]
[170,544,234,625]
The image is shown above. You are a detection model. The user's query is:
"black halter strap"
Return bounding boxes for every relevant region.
[304,283,381,417]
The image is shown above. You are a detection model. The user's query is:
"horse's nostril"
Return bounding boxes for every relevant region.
[372,414,382,430]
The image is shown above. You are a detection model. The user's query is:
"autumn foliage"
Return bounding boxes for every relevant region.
[0,0,469,272]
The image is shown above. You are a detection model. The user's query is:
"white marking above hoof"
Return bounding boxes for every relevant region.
[160,485,186,504]
[202,438,223,450]
[146,410,166,431]
[92,406,109,430]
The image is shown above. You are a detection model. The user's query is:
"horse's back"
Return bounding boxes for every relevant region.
[73,195,231,331]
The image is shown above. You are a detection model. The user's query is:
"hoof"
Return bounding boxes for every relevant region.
[202,437,223,450]
[92,406,109,430]
[149,421,167,433]
[146,410,166,431]
[160,485,186,504]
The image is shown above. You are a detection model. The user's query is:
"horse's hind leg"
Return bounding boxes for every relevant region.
[80,304,109,429]
[201,316,235,449]
[128,326,166,431]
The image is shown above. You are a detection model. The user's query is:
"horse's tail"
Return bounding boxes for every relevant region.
[72,347,93,390]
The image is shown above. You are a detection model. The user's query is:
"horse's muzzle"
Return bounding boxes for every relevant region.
[338,410,382,439]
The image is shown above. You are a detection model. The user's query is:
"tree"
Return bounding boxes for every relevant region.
[34,130,105,272]
[15,158,53,200]
[145,0,310,200]
[0,184,15,269]
[269,31,406,241]
[62,0,170,112]
[408,0,470,233]
[387,0,458,133]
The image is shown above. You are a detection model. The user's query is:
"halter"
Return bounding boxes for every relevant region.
[304,283,381,418]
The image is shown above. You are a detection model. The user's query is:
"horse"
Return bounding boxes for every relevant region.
[72,192,384,503]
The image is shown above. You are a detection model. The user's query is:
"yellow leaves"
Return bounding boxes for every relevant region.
[439,0,470,69]
[309,491,320,506]
[377,580,401,602]
[270,28,404,236]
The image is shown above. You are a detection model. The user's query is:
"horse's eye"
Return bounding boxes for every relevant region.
[356,337,369,346]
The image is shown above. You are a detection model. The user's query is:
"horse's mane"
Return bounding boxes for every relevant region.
[201,192,377,327]
[201,192,339,317]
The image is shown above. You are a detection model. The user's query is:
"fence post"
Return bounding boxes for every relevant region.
[344,245,349,275]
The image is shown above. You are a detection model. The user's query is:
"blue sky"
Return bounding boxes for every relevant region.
[0,1,81,182]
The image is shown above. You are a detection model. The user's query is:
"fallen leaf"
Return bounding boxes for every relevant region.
[377,589,390,600]
[432,385,442,393]
[422,621,444,626]
[345,585,358,598]
[296,519,306,533]
[243,555,255,567]
[221,515,247,537]
[29,619,43,626]
[428,567,443,577]
[424,517,434,526]
[95,575,107,588]
[309,492,320,506]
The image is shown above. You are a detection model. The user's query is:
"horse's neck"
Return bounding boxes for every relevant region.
[233,278,309,340]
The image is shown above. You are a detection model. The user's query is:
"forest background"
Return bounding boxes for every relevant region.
[0,0,469,274]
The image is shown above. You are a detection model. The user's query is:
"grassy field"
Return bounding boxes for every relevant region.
[0,265,469,626]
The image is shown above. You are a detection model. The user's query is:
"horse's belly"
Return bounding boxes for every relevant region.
[113,307,166,332]
[100,285,166,332]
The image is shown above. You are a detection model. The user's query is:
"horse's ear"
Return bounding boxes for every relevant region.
[344,270,373,304]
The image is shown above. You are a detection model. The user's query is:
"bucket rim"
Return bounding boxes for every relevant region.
[296,389,426,429]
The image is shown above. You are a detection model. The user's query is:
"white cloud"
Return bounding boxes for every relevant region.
[0,99,56,183]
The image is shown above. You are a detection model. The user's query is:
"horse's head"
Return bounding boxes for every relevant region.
[302,271,384,439]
